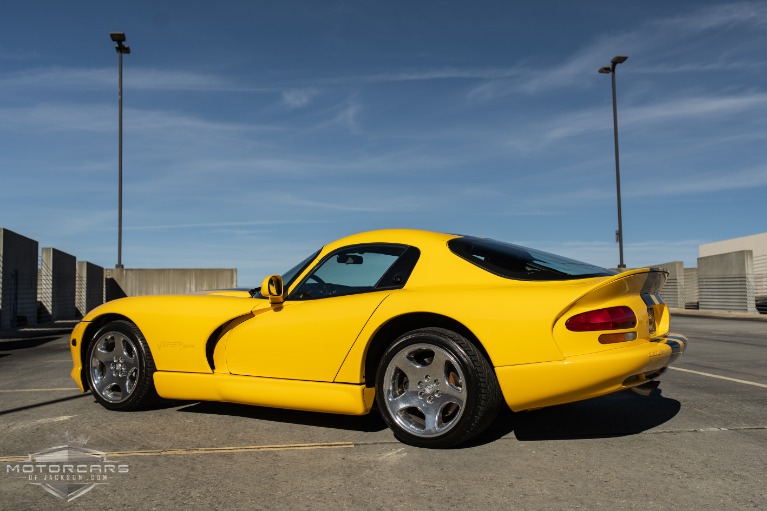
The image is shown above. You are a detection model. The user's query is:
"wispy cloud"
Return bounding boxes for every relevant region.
[0,103,114,132]
[0,67,269,92]
[273,191,430,213]
[122,219,320,231]
[0,103,280,135]
[497,92,767,151]
[655,1,767,31]
[467,1,767,101]
[628,165,767,197]
[323,67,523,85]
[624,93,767,125]
[281,88,318,109]
[309,97,363,134]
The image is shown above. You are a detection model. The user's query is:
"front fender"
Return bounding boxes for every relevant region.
[81,295,262,373]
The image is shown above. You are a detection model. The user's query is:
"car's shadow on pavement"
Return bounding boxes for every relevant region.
[176,401,389,433]
[0,336,65,351]
[469,389,681,447]
[173,388,680,444]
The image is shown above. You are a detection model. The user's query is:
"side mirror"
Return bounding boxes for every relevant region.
[260,274,284,305]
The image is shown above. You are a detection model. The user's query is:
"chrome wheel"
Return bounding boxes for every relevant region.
[376,328,501,448]
[89,330,140,403]
[86,321,157,411]
[382,343,467,438]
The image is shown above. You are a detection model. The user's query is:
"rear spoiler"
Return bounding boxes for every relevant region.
[554,268,669,324]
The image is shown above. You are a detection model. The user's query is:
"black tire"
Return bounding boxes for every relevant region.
[376,327,501,448]
[86,320,158,411]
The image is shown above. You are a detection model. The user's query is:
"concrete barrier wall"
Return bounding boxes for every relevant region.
[700,233,766,313]
[698,250,757,314]
[105,268,237,298]
[656,261,685,309]
[684,268,699,309]
[755,254,767,298]
[76,261,104,316]
[39,247,77,321]
[0,228,39,329]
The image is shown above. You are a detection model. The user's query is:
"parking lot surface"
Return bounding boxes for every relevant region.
[1,315,765,510]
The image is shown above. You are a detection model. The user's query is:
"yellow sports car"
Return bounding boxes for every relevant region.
[69,229,686,448]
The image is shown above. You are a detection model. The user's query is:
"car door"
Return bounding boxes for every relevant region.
[225,244,419,382]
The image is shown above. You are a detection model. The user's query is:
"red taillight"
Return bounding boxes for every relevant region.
[565,306,636,332]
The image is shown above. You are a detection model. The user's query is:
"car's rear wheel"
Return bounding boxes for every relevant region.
[376,327,500,448]
[86,320,158,411]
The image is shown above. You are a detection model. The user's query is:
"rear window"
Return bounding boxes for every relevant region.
[448,236,615,281]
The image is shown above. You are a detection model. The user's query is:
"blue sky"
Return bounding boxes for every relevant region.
[1,1,765,285]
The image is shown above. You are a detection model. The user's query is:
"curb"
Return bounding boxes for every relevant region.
[669,308,767,322]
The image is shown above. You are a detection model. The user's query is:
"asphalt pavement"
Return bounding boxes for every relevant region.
[0,314,764,510]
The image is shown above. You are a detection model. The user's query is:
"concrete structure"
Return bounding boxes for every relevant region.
[701,233,767,300]
[656,261,685,309]
[39,247,78,321]
[700,232,767,258]
[0,228,39,329]
[105,268,237,299]
[700,232,766,313]
[697,250,757,314]
[76,261,105,317]
[684,267,699,309]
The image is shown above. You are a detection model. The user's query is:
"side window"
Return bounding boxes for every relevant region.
[290,244,418,300]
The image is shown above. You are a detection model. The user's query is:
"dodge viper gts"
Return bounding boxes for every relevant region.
[69,229,687,448]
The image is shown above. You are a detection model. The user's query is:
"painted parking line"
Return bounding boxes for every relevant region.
[0,442,354,462]
[109,441,355,458]
[669,367,767,389]
[0,388,80,393]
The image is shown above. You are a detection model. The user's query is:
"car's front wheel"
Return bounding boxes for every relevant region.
[376,327,501,448]
[86,320,158,411]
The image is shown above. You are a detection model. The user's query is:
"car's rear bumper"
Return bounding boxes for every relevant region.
[495,332,687,411]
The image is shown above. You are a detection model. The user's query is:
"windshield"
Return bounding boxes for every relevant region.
[448,236,614,281]
[252,249,321,298]
[282,249,322,289]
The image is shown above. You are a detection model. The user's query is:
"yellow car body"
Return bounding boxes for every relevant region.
[70,229,686,447]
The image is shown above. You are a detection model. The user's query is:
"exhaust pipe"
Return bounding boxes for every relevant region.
[631,380,660,397]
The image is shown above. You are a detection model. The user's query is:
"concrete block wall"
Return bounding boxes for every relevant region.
[701,232,766,312]
[656,261,685,309]
[684,268,699,309]
[105,268,237,299]
[76,261,104,317]
[697,250,757,314]
[39,247,77,321]
[0,228,39,329]
[754,254,767,298]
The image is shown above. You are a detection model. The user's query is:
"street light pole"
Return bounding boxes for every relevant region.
[110,32,130,269]
[599,55,628,269]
